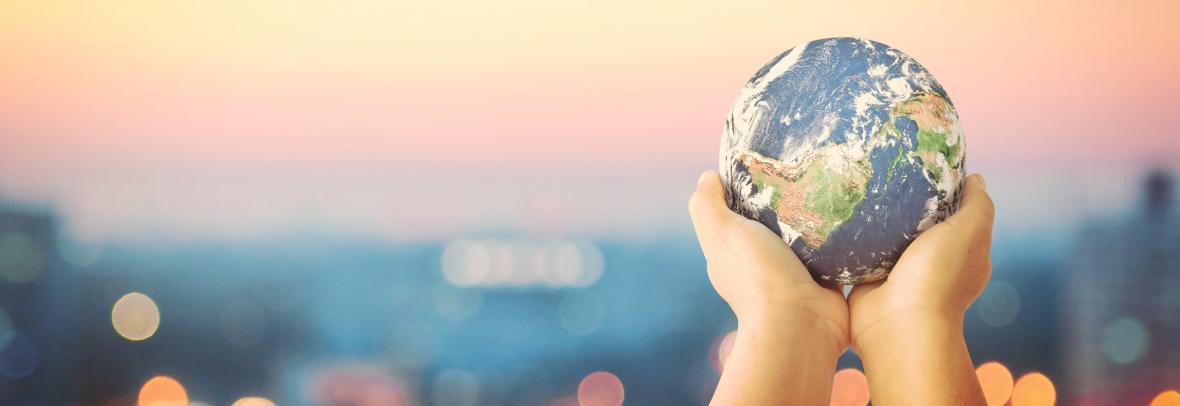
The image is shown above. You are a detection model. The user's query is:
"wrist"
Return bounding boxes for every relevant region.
[852,308,964,354]
[714,302,847,405]
[851,308,985,406]
[739,306,848,356]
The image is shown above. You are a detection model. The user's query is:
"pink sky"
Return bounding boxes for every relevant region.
[1,0,1177,241]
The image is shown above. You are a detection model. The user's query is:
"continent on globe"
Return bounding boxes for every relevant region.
[720,37,966,284]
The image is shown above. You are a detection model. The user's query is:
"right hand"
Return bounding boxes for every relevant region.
[848,173,995,351]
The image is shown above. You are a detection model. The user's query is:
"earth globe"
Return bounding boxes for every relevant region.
[720,37,966,284]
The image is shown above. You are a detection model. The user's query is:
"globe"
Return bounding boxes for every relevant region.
[720,37,966,284]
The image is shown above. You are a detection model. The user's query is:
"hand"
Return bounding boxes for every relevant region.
[847,173,994,406]
[690,171,848,406]
[689,170,848,350]
[848,173,994,346]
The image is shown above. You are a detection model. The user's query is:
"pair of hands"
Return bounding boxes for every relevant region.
[689,171,995,405]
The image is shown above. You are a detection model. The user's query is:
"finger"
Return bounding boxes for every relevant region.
[690,171,820,285]
[689,171,742,256]
[944,173,995,238]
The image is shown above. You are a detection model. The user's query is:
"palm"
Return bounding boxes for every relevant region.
[689,171,854,350]
[703,218,850,348]
[807,284,852,346]
[848,189,993,344]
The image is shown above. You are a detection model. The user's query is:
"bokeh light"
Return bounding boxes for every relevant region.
[577,371,624,406]
[112,292,161,341]
[554,242,604,288]
[432,368,481,406]
[231,397,277,406]
[975,280,1021,327]
[1010,372,1056,406]
[975,361,1014,406]
[137,375,187,406]
[557,291,606,336]
[441,239,604,288]
[1151,390,1180,406]
[709,330,737,373]
[1100,316,1150,365]
[504,240,540,286]
[829,368,870,406]
[483,241,515,286]
[0,231,45,283]
[0,0,1177,404]
[310,363,412,406]
[441,240,491,287]
[0,331,39,378]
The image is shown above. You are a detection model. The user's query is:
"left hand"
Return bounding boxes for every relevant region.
[689,171,849,352]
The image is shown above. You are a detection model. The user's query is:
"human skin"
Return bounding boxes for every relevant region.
[689,171,993,406]
[848,173,993,406]
[689,171,848,405]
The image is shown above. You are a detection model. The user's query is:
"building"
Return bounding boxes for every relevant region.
[0,204,80,405]
[1062,170,1180,404]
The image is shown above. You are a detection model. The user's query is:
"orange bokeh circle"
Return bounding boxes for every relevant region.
[138,375,188,406]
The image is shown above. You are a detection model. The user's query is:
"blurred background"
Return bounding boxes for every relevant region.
[1,0,1178,405]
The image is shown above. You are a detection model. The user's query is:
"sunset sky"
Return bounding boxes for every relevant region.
[1,0,1177,241]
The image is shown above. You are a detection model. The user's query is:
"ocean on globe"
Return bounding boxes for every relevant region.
[720,37,966,284]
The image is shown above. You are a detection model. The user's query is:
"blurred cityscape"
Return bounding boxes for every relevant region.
[0,169,1176,405]
[3,0,1178,405]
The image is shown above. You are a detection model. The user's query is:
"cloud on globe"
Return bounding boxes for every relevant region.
[719,37,966,284]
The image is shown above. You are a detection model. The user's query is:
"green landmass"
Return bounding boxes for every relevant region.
[736,92,960,248]
[801,155,870,238]
[747,169,782,209]
[892,93,963,185]
[738,146,870,247]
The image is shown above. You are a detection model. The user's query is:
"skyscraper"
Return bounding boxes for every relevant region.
[1062,170,1180,404]
[0,204,80,405]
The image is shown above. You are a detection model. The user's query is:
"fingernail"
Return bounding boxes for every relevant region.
[698,171,711,186]
[975,174,987,190]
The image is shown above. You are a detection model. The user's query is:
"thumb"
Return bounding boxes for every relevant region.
[688,171,743,257]
[945,173,995,241]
